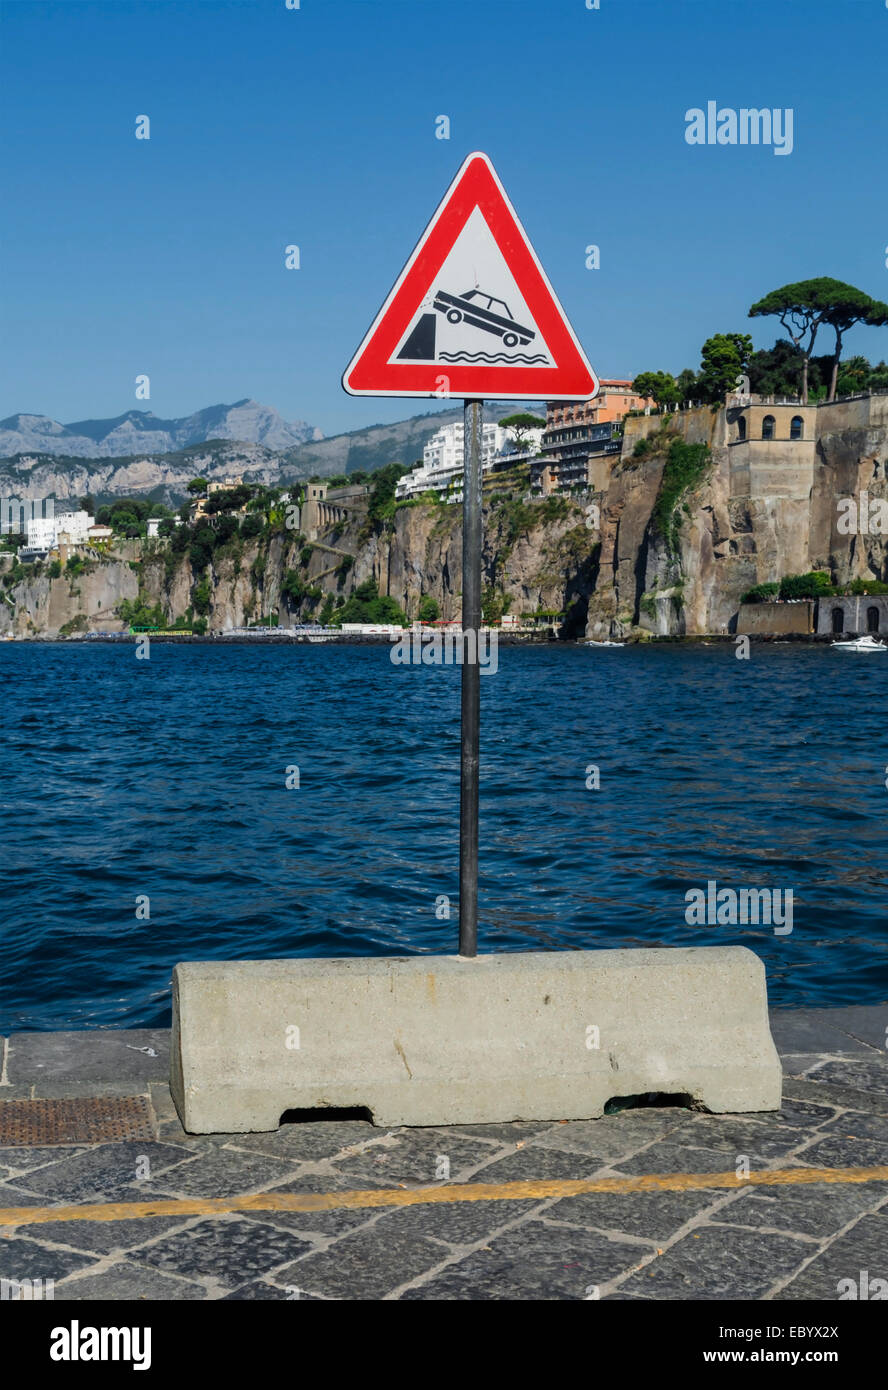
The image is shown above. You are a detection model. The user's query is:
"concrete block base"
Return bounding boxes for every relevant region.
[170,947,782,1133]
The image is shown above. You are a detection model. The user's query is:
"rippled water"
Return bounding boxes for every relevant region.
[1,640,886,1029]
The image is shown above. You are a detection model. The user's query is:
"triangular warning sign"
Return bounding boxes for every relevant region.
[343,152,599,401]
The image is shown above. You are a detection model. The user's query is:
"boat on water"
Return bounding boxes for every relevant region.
[830,634,887,652]
[585,639,625,648]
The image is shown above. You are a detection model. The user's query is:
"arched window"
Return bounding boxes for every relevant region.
[867,606,880,633]
[737,416,747,441]
[762,415,776,441]
[790,415,804,441]
[831,607,844,634]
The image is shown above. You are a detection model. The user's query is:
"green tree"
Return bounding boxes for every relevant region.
[417,595,440,624]
[499,413,546,450]
[632,371,678,409]
[192,577,211,616]
[817,284,888,400]
[697,334,754,404]
[675,368,698,400]
[749,279,887,404]
[187,478,209,496]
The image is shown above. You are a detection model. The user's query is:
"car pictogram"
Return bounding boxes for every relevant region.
[432,288,536,348]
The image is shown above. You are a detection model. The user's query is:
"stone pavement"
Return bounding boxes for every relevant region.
[0,1005,886,1301]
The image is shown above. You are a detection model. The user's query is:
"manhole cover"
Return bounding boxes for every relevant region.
[0,1096,156,1146]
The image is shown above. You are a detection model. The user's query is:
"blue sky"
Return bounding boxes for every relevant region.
[2,0,887,437]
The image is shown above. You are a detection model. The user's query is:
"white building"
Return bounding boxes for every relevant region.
[395,421,544,502]
[25,509,93,552]
[25,516,56,551]
[55,511,92,545]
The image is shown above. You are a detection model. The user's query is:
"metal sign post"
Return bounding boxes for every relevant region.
[458,398,483,958]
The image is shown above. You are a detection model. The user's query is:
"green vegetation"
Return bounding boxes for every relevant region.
[779,570,833,600]
[481,587,511,625]
[750,278,888,403]
[498,412,546,451]
[59,614,88,636]
[192,577,212,616]
[335,578,406,627]
[651,439,711,554]
[632,371,679,409]
[417,595,440,623]
[740,581,780,604]
[118,595,166,628]
[48,560,62,579]
[698,333,754,403]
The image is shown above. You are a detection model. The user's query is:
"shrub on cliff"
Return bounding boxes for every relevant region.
[651,438,711,554]
[740,582,780,604]
[779,571,833,600]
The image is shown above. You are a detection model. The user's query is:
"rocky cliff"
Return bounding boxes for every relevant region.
[4,397,887,639]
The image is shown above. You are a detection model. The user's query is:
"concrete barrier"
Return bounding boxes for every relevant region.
[170,947,782,1133]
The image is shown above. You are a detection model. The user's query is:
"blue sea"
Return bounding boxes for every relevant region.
[1,640,886,1030]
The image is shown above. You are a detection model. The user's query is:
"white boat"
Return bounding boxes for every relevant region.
[585,639,625,647]
[830,634,887,652]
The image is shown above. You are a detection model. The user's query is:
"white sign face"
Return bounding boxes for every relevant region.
[390,208,556,371]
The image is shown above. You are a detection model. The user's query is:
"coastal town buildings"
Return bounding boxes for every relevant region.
[395,420,544,502]
[533,380,655,495]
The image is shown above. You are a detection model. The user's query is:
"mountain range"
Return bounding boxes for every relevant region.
[0,399,542,506]
[0,399,322,459]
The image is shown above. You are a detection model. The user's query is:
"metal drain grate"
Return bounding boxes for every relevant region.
[0,1095,156,1146]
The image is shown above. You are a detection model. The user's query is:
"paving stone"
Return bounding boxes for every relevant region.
[466,1145,604,1184]
[55,1262,207,1301]
[29,1081,154,1101]
[237,1171,391,1237]
[0,1087,33,1102]
[331,1130,495,1186]
[25,1213,199,1254]
[769,1009,880,1057]
[818,1111,888,1143]
[615,1143,781,1178]
[813,1005,888,1052]
[766,1097,839,1129]
[147,1084,178,1122]
[713,1182,888,1237]
[0,1235,97,1281]
[138,1217,314,1289]
[437,1121,560,1143]
[144,1147,300,1199]
[367,1197,541,1246]
[660,1115,809,1161]
[5,1141,195,1202]
[227,1120,379,1163]
[782,1078,888,1114]
[0,1146,87,1174]
[619,1226,810,1299]
[773,1213,888,1300]
[278,1225,449,1299]
[546,1187,725,1241]
[0,1182,47,1209]
[804,1060,888,1097]
[792,1134,888,1169]
[7,1031,169,1086]
[780,1053,840,1078]
[222,1280,324,1301]
[399,1220,643,1300]
[530,1108,688,1160]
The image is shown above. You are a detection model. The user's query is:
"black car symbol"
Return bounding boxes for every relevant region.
[432,288,536,348]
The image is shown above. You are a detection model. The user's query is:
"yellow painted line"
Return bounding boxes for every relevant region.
[1,1164,887,1229]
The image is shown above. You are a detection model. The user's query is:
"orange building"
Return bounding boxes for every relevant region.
[535,380,655,494]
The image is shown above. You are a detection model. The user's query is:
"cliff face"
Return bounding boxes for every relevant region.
[4,397,887,639]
